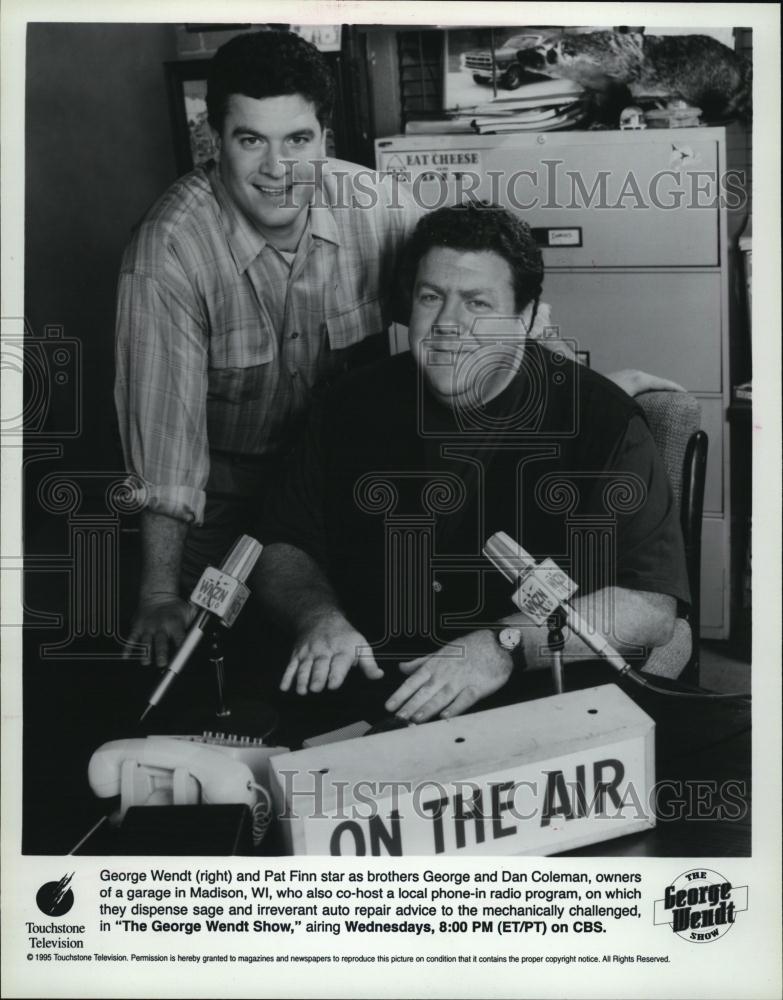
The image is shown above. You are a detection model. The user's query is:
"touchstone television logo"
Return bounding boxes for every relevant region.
[36,873,75,916]
[654,868,748,943]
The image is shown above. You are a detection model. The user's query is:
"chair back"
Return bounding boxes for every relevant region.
[634,391,708,682]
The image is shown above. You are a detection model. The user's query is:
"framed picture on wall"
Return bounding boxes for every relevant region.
[289,24,342,52]
[165,59,216,175]
[444,27,563,110]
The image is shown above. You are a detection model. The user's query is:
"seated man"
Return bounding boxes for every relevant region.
[255,204,690,725]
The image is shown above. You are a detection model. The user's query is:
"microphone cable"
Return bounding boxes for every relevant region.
[620,668,751,701]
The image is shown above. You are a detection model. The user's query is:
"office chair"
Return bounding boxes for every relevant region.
[634,391,708,685]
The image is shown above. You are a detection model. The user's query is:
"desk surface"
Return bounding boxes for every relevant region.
[23,642,750,857]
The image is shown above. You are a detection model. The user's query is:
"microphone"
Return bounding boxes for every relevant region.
[140,535,263,721]
[482,531,633,678]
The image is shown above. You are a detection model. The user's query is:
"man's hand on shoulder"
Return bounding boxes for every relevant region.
[606,370,685,397]
[280,609,383,695]
[536,330,684,398]
[126,594,196,668]
[386,629,514,724]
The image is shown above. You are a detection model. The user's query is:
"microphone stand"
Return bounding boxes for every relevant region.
[547,607,566,694]
[138,534,263,721]
[209,626,231,719]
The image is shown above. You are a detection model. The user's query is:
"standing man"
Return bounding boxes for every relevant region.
[115,30,420,666]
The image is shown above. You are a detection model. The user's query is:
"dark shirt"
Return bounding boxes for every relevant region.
[264,344,690,662]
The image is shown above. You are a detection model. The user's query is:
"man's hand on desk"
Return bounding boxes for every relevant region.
[126,595,195,668]
[280,609,384,695]
[385,630,514,724]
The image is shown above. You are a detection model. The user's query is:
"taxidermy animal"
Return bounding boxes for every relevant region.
[518,32,752,122]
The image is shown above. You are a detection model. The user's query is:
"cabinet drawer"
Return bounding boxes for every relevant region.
[378,133,721,267]
[545,271,723,393]
[700,515,729,636]
[486,137,720,268]
[698,397,726,515]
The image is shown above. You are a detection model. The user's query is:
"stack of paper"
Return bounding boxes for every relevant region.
[404,79,588,136]
[470,79,587,133]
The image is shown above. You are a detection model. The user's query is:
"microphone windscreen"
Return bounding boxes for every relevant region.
[221,535,263,584]
[483,531,536,583]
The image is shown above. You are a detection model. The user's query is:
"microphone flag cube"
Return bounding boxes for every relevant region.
[190,568,249,627]
[511,558,579,625]
[483,532,578,625]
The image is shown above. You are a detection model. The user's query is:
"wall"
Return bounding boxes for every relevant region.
[174,23,265,58]
[25,23,179,478]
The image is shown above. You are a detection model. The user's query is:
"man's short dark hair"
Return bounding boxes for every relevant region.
[402,203,544,313]
[206,29,335,133]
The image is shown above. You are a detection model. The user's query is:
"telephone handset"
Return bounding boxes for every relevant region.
[88,734,288,845]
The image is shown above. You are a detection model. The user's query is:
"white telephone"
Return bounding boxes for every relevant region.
[88,733,288,846]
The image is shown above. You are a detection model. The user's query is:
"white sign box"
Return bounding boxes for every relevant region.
[270,685,655,856]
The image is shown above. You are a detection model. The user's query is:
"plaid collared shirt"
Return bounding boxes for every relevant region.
[115,160,421,524]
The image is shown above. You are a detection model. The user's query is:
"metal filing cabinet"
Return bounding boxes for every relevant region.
[376,128,741,637]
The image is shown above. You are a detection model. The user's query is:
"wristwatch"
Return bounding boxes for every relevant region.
[494,626,526,671]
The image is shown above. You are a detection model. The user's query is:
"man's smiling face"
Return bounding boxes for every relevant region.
[408,247,532,409]
[214,92,326,248]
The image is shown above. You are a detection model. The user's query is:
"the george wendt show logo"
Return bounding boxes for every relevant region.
[654,868,748,943]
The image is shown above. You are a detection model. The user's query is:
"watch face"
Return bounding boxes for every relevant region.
[498,627,522,651]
